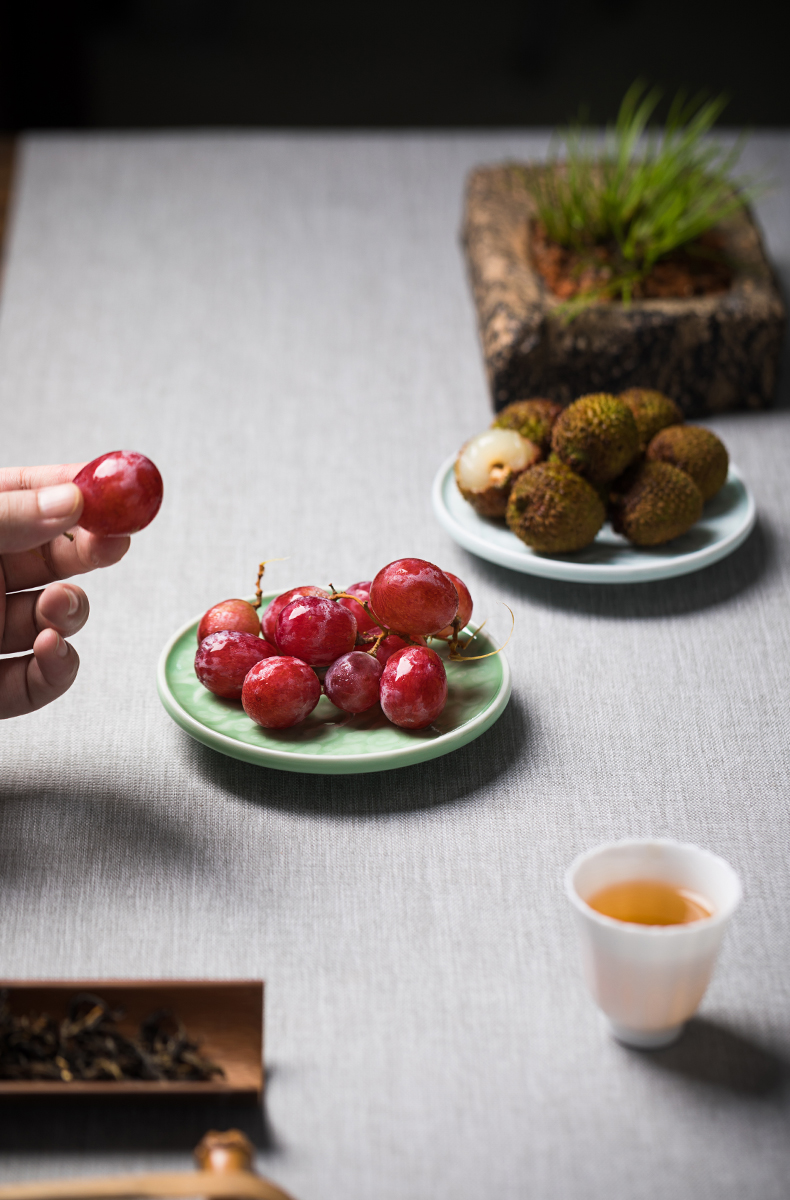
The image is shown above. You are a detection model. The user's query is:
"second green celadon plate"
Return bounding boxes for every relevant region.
[157,592,511,774]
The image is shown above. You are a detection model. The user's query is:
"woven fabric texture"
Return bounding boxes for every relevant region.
[1,133,789,1199]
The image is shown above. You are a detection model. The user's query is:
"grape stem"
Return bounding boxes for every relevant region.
[254,557,289,611]
[327,588,422,658]
[435,615,464,658]
[362,629,388,658]
[326,587,512,662]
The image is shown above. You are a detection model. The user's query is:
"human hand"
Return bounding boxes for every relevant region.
[0,464,131,718]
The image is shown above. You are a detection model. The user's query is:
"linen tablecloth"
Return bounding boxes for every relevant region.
[1,132,789,1199]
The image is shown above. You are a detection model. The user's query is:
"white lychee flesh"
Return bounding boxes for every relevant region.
[456,428,537,491]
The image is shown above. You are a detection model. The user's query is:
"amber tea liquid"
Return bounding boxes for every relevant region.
[587,879,715,925]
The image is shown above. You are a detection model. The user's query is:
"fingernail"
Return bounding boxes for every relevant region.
[63,585,80,616]
[55,634,69,658]
[38,483,81,518]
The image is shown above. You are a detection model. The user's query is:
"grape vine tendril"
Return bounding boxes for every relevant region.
[446,604,514,661]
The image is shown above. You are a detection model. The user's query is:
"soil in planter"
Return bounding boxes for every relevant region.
[530,223,733,303]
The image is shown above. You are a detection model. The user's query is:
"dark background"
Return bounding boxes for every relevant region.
[0,0,787,131]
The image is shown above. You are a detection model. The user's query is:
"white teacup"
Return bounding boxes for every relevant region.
[565,839,742,1048]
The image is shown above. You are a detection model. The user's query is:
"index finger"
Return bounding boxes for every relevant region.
[0,463,87,493]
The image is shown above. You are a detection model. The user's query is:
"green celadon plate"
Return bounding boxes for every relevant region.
[157,592,511,774]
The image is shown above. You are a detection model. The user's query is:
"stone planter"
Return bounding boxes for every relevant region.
[462,165,786,416]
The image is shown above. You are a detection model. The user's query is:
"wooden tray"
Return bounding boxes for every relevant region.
[0,979,263,1098]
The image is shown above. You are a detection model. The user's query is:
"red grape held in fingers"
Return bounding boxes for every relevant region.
[336,581,378,636]
[276,595,357,666]
[261,586,329,646]
[198,598,260,643]
[74,451,163,536]
[195,631,277,700]
[435,572,473,637]
[369,558,458,636]
[324,650,383,713]
[242,656,321,728]
[380,645,448,729]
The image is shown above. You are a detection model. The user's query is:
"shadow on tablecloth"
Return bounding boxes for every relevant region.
[625,1016,789,1097]
[189,690,531,817]
[0,1073,280,1153]
[465,517,773,621]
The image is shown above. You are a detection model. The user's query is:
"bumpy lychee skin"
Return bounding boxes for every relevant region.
[619,388,684,452]
[506,461,606,553]
[646,424,729,501]
[493,398,563,452]
[552,393,639,485]
[610,461,703,546]
[455,428,541,518]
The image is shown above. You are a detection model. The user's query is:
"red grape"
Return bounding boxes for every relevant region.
[435,571,473,638]
[198,598,260,643]
[276,595,357,667]
[242,656,321,729]
[336,580,378,636]
[362,629,426,667]
[369,558,458,636]
[195,631,277,700]
[324,650,383,713]
[261,586,329,646]
[74,451,163,536]
[379,645,448,729]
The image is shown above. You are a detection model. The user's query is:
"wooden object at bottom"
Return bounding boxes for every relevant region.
[0,979,263,1097]
[0,1130,295,1200]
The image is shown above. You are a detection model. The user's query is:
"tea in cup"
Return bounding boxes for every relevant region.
[565,839,741,1048]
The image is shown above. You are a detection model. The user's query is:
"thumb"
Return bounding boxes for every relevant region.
[0,483,83,555]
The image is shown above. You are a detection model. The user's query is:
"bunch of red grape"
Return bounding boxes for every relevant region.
[194,559,474,732]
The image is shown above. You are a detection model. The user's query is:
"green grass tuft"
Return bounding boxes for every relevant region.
[525,82,764,306]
